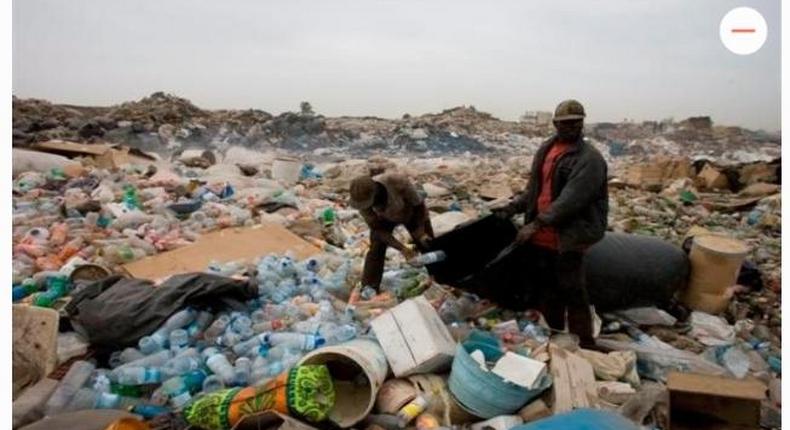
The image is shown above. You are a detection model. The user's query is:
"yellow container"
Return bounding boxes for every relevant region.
[681,235,749,314]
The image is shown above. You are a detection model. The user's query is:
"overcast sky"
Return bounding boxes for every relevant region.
[13,0,781,130]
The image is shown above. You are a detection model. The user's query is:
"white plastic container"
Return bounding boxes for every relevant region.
[272,157,302,184]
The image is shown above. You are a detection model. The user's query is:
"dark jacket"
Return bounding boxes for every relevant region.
[507,135,609,252]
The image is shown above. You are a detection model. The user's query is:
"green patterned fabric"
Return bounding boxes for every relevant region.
[182,387,241,430]
[286,365,335,422]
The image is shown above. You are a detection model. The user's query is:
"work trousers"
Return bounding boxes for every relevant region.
[361,209,434,289]
[526,244,595,345]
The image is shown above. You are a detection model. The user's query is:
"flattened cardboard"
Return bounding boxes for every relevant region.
[667,372,766,428]
[122,224,320,280]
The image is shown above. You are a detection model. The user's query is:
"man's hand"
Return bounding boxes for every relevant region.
[515,222,539,244]
[401,246,418,261]
[417,234,433,249]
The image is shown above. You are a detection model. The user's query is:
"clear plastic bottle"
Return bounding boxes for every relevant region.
[117,350,173,371]
[250,354,300,383]
[234,357,252,386]
[219,331,242,348]
[265,332,325,351]
[206,353,236,385]
[407,250,447,267]
[139,336,164,355]
[322,324,357,344]
[151,369,207,407]
[231,315,253,333]
[187,311,215,340]
[45,360,96,415]
[203,314,231,340]
[112,366,165,385]
[232,333,267,356]
[169,329,189,351]
[202,375,225,393]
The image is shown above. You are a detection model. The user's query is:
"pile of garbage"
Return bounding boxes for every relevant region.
[11,141,781,430]
[13,94,780,162]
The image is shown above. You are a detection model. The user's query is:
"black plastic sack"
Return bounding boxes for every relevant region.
[426,216,690,312]
[65,273,257,349]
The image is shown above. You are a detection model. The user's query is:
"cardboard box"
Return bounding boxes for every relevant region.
[122,224,320,280]
[370,295,456,377]
[667,372,766,428]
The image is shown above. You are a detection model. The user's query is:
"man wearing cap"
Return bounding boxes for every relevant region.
[349,173,434,291]
[494,99,608,348]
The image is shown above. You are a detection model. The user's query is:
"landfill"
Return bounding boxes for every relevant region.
[11,94,781,430]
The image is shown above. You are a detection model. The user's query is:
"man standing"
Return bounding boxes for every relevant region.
[495,99,608,347]
[349,172,434,291]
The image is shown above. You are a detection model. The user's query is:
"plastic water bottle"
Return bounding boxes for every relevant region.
[139,336,164,355]
[151,370,207,407]
[112,366,164,385]
[169,329,189,351]
[251,354,300,383]
[187,311,215,340]
[92,372,112,393]
[118,350,172,370]
[232,333,267,356]
[202,375,225,393]
[265,332,325,351]
[252,319,285,334]
[206,353,236,385]
[219,331,242,347]
[231,315,252,333]
[323,324,357,344]
[234,357,252,386]
[204,315,231,340]
[408,250,447,267]
[45,360,96,415]
[163,352,202,376]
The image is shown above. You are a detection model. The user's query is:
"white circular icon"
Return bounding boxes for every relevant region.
[720,7,767,55]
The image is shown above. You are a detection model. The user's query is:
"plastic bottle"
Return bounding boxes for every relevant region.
[250,354,300,383]
[408,250,447,267]
[206,353,236,385]
[219,331,242,348]
[234,357,252,386]
[33,275,70,308]
[151,369,207,407]
[123,185,141,209]
[232,333,267,356]
[169,329,189,351]
[396,395,431,428]
[67,388,141,412]
[139,336,164,355]
[12,278,39,302]
[231,315,253,333]
[186,311,214,340]
[203,314,231,340]
[265,332,325,351]
[163,353,202,376]
[117,350,173,371]
[45,360,96,415]
[202,375,225,393]
[322,324,357,344]
[112,366,165,385]
[119,347,145,364]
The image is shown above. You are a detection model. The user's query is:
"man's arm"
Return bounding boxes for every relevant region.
[536,153,607,227]
[361,209,410,253]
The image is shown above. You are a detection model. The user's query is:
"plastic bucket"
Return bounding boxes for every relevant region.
[448,343,551,419]
[272,157,302,184]
[682,234,749,314]
[298,338,389,428]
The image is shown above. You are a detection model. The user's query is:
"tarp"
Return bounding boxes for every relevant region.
[65,273,257,349]
[427,216,689,312]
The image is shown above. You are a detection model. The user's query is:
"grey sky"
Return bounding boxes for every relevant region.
[13,0,781,130]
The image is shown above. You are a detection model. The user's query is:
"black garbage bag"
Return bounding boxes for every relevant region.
[426,216,690,312]
[65,273,257,349]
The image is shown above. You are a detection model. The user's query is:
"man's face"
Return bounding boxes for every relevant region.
[554,119,584,142]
